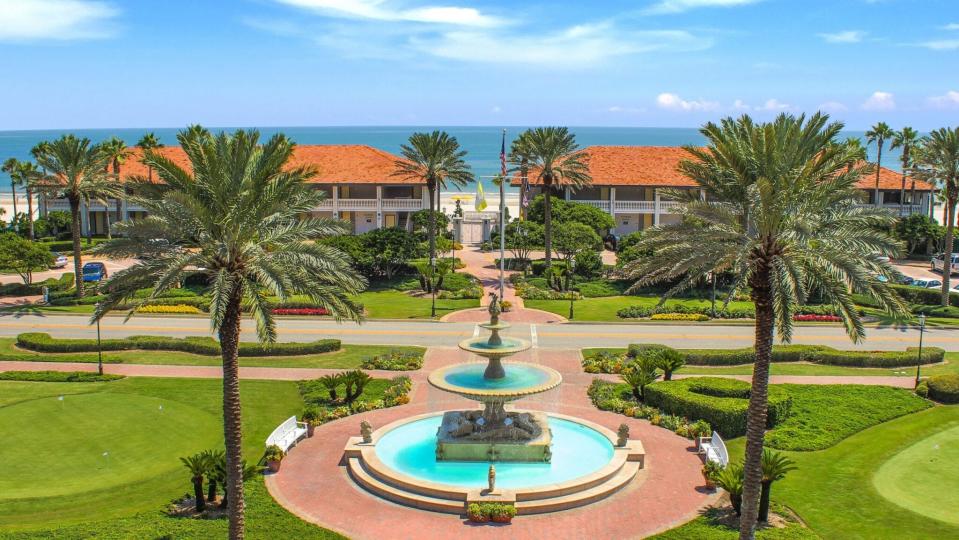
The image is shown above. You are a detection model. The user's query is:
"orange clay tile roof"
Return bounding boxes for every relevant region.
[118,144,421,185]
[511,145,932,191]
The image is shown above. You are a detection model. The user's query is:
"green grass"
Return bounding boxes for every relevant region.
[0,338,423,369]
[724,405,959,540]
[650,506,817,539]
[357,289,478,318]
[299,377,394,409]
[582,348,959,378]
[0,377,337,538]
[526,295,755,322]
[872,424,959,525]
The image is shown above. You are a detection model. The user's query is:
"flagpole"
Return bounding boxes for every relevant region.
[499,129,506,301]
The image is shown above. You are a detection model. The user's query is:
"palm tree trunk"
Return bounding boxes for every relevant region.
[103,202,112,240]
[940,193,957,306]
[900,174,906,216]
[69,196,84,298]
[874,145,882,207]
[10,182,17,223]
[207,477,217,502]
[193,476,206,512]
[428,180,436,270]
[26,188,34,240]
[544,181,553,267]
[910,181,916,215]
[758,481,772,522]
[740,264,774,540]
[218,285,246,540]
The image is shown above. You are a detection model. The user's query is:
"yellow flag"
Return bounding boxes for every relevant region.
[475,182,488,211]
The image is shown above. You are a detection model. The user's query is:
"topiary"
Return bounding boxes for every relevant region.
[925,374,959,403]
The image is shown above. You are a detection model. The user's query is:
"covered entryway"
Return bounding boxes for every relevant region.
[454,211,499,245]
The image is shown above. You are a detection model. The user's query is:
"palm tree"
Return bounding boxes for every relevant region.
[843,137,867,173]
[620,356,659,400]
[12,161,40,239]
[758,449,797,522]
[202,448,224,502]
[135,132,163,182]
[891,127,920,215]
[393,131,473,266]
[509,131,534,219]
[2,158,19,224]
[180,452,209,512]
[101,137,130,228]
[623,113,907,540]
[866,122,894,206]
[913,128,959,305]
[30,142,52,216]
[514,127,591,267]
[92,128,366,540]
[32,136,115,298]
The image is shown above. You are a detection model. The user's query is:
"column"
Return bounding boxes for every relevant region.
[699,188,706,201]
[609,187,617,218]
[80,200,90,236]
[654,189,661,226]
[376,185,383,228]
[564,186,571,201]
[332,185,339,218]
[121,197,129,222]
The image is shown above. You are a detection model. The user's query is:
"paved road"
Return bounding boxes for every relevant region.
[0,312,951,351]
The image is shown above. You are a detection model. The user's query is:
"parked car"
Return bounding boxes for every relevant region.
[913,278,942,289]
[898,275,915,286]
[81,262,108,282]
[931,254,959,274]
[49,252,68,269]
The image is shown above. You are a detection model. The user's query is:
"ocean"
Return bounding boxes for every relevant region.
[0,126,897,193]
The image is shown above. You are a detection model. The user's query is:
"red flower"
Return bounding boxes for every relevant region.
[271,308,329,316]
[793,314,841,322]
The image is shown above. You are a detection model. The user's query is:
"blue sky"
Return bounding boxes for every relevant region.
[0,0,956,130]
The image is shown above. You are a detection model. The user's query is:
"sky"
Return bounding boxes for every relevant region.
[0,0,957,130]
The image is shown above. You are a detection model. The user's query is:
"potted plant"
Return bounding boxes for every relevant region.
[302,407,320,437]
[264,445,285,473]
[500,300,512,312]
[702,460,722,489]
[489,503,516,523]
[467,503,489,523]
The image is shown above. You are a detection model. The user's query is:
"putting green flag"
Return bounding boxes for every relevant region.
[475,182,488,211]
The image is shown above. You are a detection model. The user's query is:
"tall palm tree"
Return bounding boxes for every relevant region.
[891,127,920,214]
[135,132,163,183]
[516,127,591,267]
[866,122,894,206]
[32,136,115,298]
[101,137,130,228]
[623,113,907,540]
[913,128,959,306]
[11,161,40,239]
[1,158,19,223]
[843,137,867,173]
[393,131,473,265]
[92,128,366,540]
[30,142,52,216]
[509,131,534,220]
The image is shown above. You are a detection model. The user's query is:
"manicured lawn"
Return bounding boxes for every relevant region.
[0,338,423,369]
[650,506,817,539]
[526,295,754,322]
[873,424,959,525]
[357,289,478,318]
[0,377,337,537]
[724,406,959,540]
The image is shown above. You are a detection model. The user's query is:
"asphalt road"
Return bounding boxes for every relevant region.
[0,312,951,351]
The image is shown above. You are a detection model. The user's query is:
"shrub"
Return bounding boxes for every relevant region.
[467,502,516,522]
[0,370,124,382]
[361,349,424,371]
[16,333,340,357]
[650,313,710,321]
[575,280,629,297]
[0,272,74,297]
[586,379,711,440]
[643,377,793,437]
[925,374,959,404]
[623,343,944,368]
[271,308,329,316]
[264,445,285,462]
[136,304,202,314]
[617,304,755,319]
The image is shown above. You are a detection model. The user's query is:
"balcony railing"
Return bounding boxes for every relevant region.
[575,200,685,214]
[336,199,378,210]
[381,199,423,211]
[575,200,611,212]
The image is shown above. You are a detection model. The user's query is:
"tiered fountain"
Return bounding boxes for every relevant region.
[343,295,646,515]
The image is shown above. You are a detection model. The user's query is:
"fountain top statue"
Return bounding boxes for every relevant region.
[488,292,501,326]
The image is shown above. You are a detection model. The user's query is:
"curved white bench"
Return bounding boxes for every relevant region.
[698,431,729,467]
[267,416,308,452]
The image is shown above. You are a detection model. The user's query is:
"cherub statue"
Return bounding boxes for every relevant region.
[617,423,629,447]
[360,420,373,444]
[487,464,496,493]
[488,292,501,325]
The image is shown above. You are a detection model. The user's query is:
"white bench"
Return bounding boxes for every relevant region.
[266,416,308,452]
[698,431,729,467]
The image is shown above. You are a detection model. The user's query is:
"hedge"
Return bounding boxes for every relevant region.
[625,343,944,368]
[0,273,74,297]
[644,377,793,437]
[16,333,341,357]
[920,374,959,404]
[854,284,959,309]
[0,370,124,382]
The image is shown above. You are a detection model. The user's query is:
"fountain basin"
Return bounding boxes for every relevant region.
[428,361,562,401]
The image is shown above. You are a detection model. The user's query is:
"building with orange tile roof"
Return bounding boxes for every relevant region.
[511,145,933,236]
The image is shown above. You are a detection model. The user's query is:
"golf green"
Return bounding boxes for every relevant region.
[0,392,220,501]
[873,424,959,525]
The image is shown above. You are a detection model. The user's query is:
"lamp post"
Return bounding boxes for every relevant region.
[567,259,575,320]
[95,302,103,376]
[915,313,926,388]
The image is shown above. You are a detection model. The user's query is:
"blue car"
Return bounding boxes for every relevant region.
[82,262,108,282]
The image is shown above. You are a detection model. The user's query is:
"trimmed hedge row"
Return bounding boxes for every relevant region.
[16,333,341,357]
[0,273,74,297]
[855,284,959,309]
[644,377,793,437]
[917,374,959,404]
[625,343,944,368]
[0,370,124,382]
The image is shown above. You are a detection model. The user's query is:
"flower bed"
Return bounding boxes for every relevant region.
[271,307,329,316]
[136,304,202,314]
[588,379,712,439]
[300,375,413,424]
[361,349,424,371]
[793,314,841,322]
[650,313,710,321]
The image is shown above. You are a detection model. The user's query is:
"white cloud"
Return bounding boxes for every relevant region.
[943,23,959,31]
[646,0,762,15]
[733,99,751,110]
[861,91,896,111]
[274,0,502,27]
[917,39,959,50]
[818,30,866,43]
[818,101,849,113]
[929,90,959,109]
[656,93,719,112]
[756,98,790,111]
[0,0,118,41]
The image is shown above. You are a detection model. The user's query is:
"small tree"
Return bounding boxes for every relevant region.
[414,258,452,316]
[0,233,53,284]
[526,195,614,237]
[894,214,942,255]
[616,231,653,267]
[653,348,686,381]
[714,462,745,515]
[202,448,224,502]
[180,452,209,512]
[620,356,659,400]
[411,210,450,241]
[759,449,797,522]
[360,227,420,280]
[505,220,543,271]
[552,222,601,265]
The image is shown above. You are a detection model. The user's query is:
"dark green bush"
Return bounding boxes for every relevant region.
[925,374,959,403]
[912,305,959,318]
[889,284,959,308]
[625,343,943,368]
[575,280,630,297]
[0,370,124,382]
[644,377,792,437]
[16,333,340,357]
[0,272,74,297]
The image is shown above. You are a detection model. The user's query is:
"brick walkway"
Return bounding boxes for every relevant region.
[266,348,720,540]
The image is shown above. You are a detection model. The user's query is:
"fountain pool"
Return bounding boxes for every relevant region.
[375,414,615,489]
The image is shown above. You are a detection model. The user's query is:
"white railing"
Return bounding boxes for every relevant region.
[659,201,684,213]
[856,203,924,215]
[615,200,655,213]
[337,198,378,210]
[381,199,423,211]
[574,199,611,212]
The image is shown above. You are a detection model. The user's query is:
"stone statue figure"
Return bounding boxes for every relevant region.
[488,292,501,325]
[488,464,496,493]
[617,423,629,447]
[360,420,373,444]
